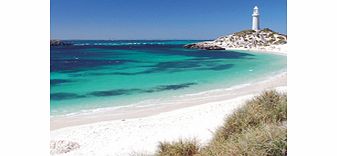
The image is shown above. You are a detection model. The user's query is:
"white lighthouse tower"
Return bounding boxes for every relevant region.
[252,6,260,31]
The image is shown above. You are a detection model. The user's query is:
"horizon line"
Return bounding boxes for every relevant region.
[50,38,214,41]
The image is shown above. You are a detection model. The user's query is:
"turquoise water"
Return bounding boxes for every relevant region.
[50,40,286,116]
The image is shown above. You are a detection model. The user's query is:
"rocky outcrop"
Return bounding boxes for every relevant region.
[50,40,72,46]
[184,43,226,50]
[50,140,80,155]
[184,28,287,50]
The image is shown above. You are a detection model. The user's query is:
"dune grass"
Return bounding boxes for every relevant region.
[156,139,201,156]
[155,90,287,156]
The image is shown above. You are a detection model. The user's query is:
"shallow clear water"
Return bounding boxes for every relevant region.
[50,40,286,116]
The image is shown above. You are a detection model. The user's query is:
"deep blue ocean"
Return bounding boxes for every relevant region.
[50,40,286,116]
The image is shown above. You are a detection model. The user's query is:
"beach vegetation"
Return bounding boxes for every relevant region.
[234,29,256,37]
[269,38,276,43]
[277,36,285,40]
[274,40,287,45]
[154,90,287,156]
[261,28,273,33]
[267,33,275,38]
[202,123,286,156]
[156,139,201,156]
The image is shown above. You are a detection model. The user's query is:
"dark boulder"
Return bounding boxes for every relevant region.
[184,43,226,50]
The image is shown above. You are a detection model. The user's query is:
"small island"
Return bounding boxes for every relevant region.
[50,40,72,46]
[184,28,287,52]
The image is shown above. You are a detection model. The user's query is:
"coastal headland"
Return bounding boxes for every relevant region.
[184,28,287,54]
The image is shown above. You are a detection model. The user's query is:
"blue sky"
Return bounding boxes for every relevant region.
[51,0,287,40]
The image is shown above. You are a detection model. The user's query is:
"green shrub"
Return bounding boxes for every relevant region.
[234,30,256,37]
[274,40,287,45]
[277,36,285,40]
[267,33,275,38]
[261,28,273,32]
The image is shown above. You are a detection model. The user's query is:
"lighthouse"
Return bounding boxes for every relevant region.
[252,6,260,31]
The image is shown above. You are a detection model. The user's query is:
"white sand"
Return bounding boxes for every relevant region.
[51,72,287,155]
[227,44,288,55]
[51,87,286,156]
[50,94,250,155]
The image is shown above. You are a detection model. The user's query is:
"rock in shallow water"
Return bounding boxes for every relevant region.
[184,43,226,50]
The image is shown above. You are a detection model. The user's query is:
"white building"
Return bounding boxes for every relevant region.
[252,6,260,31]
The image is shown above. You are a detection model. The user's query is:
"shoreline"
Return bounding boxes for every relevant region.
[50,49,287,155]
[51,72,286,155]
[51,70,286,130]
[51,49,287,130]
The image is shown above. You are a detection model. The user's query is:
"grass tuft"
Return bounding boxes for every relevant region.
[156,139,201,156]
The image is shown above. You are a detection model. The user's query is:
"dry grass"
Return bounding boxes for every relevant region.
[154,90,287,156]
[156,139,201,156]
[212,90,286,140]
[202,123,287,156]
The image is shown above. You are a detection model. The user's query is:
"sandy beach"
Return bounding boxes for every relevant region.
[51,68,287,155]
[227,44,288,56]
